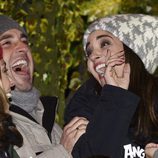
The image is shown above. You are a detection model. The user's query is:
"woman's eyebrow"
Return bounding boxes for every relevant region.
[86,34,113,50]
[96,34,113,40]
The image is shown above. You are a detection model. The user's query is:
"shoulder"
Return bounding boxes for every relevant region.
[75,77,101,96]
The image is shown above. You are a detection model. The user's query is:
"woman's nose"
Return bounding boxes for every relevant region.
[89,50,102,61]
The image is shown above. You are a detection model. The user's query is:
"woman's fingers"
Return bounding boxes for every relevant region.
[109,50,124,60]
[61,117,89,153]
[87,49,126,87]
[74,128,86,141]
[104,62,130,89]
[123,63,130,80]
[64,116,88,135]
[60,127,78,153]
[106,55,125,67]
[146,143,158,148]
[145,143,158,158]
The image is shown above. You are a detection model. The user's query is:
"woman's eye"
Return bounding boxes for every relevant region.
[101,40,111,48]
[86,48,92,57]
[86,51,91,57]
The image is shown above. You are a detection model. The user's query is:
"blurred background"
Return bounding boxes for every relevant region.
[0,0,158,126]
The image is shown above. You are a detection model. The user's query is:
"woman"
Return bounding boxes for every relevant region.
[64,14,158,158]
[0,46,23,158]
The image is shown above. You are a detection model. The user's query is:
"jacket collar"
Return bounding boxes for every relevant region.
[9,96,58,134]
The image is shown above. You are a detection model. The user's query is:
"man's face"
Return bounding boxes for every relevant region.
[0,29,34,91]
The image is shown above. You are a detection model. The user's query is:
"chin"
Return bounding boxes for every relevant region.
[15,84,33,92]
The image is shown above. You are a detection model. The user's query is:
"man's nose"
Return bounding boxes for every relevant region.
[15,41,28,53]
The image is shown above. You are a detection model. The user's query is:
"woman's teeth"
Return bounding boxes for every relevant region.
[95,63,106,76]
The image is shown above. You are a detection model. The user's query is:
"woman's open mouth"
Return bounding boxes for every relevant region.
[95,63,106,76]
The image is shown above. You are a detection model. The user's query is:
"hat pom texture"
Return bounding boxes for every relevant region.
[83,14,158,73]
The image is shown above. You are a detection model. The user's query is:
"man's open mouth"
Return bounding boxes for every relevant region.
[11,59,29,75]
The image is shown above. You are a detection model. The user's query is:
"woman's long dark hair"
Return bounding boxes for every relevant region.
[124,44,158,143]
[0,87,23,151]
[92,43,158,144]
[0,113,23,151]
[0,46,23,152]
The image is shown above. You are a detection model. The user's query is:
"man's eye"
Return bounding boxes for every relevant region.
[2,41,11,46]
[22,39,29,45]
[3,67,8,73]
[24,41,29,45]
[1,64,8,73]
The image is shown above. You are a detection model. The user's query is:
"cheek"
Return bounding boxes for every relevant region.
[2,54,10,67]
[29,56,34,73]
[1,74,10,91]
[28,51,33,64]
[111,42,124,55]
[3,80,10,90]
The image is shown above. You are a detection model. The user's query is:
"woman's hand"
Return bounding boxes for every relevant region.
[104,61,130,90]
[87,50,130,89]
[145,143,158,158]
[60,117,89,153]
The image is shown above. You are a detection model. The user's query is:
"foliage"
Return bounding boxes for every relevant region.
[0,0,84,126]
[120,0,158,15]
[80,0,122,22]
[0,0,158,126]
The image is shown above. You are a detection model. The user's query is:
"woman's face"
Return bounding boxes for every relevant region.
[0,59,12,95]
[86,30,125,77]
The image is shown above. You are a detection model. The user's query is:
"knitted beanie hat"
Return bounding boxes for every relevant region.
[0,15,27,36]
[83,14,158,73]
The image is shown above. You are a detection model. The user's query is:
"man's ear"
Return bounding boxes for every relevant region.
[8,76,15,89]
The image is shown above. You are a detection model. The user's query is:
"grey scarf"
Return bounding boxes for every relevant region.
[10,87,40,113]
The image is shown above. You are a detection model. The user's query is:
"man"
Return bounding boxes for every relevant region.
[0,15,88,158]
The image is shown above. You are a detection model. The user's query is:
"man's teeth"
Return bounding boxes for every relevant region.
[12,60,27,67]
[95,63,106,75]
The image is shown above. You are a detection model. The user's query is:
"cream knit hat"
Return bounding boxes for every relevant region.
[83,14,158,73]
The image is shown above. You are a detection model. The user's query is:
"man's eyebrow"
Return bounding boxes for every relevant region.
[0,34,13,41]
[21,33,27,39]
